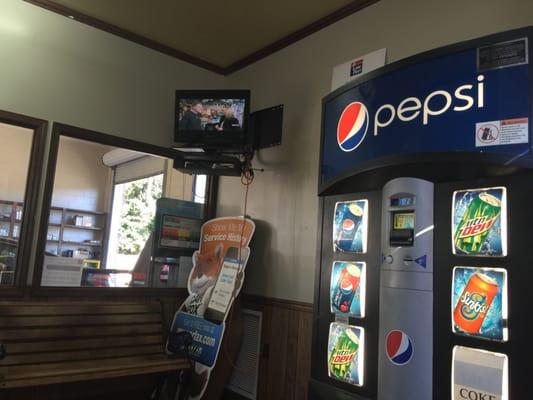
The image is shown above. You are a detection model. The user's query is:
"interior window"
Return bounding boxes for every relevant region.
[0,122,35,286]
[39,135,207,288]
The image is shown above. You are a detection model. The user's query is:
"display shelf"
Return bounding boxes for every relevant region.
[64,224,102,231]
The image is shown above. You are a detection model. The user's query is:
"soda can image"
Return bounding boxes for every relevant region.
[332,263,361,313]
[452,266,508,341]
[328,323,364,386]
[452,187,507,256]
[333,200,368,253]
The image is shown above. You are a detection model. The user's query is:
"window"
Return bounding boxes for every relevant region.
[37,125,210,289]
[0,112,45,289]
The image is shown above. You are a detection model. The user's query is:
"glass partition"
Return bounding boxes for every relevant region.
[0,121,40,287]
[38,130,209,289]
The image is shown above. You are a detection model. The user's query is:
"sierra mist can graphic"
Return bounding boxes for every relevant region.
[332,263,361,313]
[454,273,499,334]
[454,192,500,254]
[329,328,359,380]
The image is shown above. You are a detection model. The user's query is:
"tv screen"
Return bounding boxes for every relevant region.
[174,90,250,149]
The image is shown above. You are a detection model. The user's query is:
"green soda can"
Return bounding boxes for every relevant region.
[454,192,501,254]
[329,328,359,380]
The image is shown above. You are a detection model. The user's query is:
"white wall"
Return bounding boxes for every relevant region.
[0,0,225,145]
[1,0,532,299]
[218,0,533,303]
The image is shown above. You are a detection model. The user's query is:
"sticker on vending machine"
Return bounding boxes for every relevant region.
[452,266,508,342]
[330,261,366,318]
[452,187,507,256]
[452,346,508,400]
[327,323,364,386]
[333,200,368,253]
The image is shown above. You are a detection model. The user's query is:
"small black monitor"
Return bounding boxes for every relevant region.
[250,104,283,149]
[174,90,250,150]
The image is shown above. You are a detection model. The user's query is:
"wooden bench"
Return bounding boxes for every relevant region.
[0,301,189,389]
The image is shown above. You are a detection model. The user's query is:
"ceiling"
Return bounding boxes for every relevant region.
[26,0,378,74]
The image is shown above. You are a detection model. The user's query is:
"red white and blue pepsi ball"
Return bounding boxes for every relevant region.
[337,102,369,152]
[386,330,413,366]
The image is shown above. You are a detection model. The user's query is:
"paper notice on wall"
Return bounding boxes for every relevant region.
[475,118,529,147]
[331,48,386,91]
[41,256,83,287]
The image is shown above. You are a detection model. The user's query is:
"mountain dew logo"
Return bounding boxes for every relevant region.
[329,329,359,379]
[457,215,497,238]
[460,292,489,320]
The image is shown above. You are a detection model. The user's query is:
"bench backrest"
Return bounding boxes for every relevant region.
[0,301,165,379]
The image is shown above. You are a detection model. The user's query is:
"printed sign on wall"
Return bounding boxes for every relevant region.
[328,323,365,386]
[330,261,366,317]
[452,266,508,341]
[452,346,508,400]
[452,187,507,256]
[333,200,368,253]
[168,217,255,400]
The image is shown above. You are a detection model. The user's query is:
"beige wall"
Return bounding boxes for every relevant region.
[52,137,112,212]
[218,0,533,302]
[0,123,33,203]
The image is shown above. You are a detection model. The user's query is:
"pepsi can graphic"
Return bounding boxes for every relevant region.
[333,200,368,253]
[330,261,365,317]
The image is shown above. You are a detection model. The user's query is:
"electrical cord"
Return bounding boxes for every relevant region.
[221,154,254,372]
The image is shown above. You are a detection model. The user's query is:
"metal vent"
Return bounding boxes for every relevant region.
[226,308,262,400]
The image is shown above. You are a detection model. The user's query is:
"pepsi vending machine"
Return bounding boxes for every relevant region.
[310,27,533,400]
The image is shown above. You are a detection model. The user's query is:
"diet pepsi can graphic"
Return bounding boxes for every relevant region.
[330,261,365,317]
[452,346,508,400]
[333,199,368,253]
[385,330,414,366]
[336,102,369,152]
[452,187,507,256]
[452,266,508,341]
[327,323,364,386]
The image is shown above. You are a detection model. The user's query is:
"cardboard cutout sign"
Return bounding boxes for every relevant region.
[169,217,255,399]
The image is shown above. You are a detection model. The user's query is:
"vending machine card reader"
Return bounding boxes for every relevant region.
[378,178,434,400]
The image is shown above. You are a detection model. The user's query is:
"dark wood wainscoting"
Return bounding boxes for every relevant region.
[240,294,313,400]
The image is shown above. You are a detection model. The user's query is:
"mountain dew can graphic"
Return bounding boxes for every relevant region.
[328,323,364,386]
[452,188,506,256]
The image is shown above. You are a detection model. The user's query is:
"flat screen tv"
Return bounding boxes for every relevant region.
[174,89,251,150]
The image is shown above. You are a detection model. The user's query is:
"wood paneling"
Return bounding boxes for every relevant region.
[241,295,313,400]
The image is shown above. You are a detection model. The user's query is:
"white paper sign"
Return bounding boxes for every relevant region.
[331,48,387,91]
[475,118,529,147]
[452,346,508,400]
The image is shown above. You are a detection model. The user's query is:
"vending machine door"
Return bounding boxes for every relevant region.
[378,178,434,400]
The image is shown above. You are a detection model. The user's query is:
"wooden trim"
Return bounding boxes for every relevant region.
[31,122,204,296]
[242,293,313,313]
[0,110,47,295]
[24,0,380,75]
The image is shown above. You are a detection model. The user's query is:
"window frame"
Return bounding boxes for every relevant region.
[0,110,47,296]
[32,123,217,297]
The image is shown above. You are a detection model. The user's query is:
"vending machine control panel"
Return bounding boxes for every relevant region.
[378,178,434,400]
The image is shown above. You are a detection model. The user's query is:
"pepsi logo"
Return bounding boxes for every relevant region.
[386,330,413,366]
[337,102,369,152]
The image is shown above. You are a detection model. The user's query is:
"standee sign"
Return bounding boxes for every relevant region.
[320,37,531,192]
